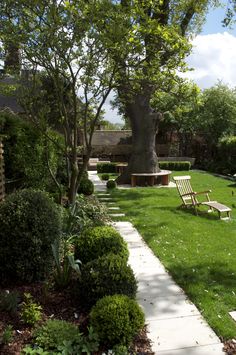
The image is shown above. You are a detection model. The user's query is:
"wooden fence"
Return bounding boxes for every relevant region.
[0,141,5,202]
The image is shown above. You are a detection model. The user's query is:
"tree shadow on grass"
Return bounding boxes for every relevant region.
[152,204,222,220]
[165,261,236,326]
[227,183,236,188]
[112,190,168,201]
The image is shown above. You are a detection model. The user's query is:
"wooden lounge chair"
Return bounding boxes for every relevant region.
[173,175,231,219]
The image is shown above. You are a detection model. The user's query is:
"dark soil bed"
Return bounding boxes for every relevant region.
[0,284,154,354]
[224,340,236,355]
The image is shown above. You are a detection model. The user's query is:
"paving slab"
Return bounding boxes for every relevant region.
[137,271,184,299]
[138,294,199,321]
[148,316,220,352]
[108,213,126,217]
[158,343,224,355]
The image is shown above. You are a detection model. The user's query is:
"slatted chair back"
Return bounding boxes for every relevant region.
[173,175,199,206]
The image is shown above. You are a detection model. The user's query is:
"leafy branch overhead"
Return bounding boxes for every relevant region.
[0,0,116,204]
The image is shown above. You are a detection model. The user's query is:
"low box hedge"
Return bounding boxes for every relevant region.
[159,161,191,171]
[97,163,117,173]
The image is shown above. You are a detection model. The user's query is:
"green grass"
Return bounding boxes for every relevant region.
[109,170,236,339]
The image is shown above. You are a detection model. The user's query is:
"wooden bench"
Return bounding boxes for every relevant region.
[131,170,172,187]
[202,201,231,220]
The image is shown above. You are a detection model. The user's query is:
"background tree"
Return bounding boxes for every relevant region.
[98,0,217,183]
[152,80,202,155]
[223,0,236,27]
[197,82,236,150]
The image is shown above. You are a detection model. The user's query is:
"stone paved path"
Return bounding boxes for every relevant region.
[89,171,224,354]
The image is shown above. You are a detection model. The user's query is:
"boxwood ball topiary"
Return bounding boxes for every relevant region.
[106,180,117,189]
[101,173,109,181]
[74,226,129,264]
[90,294,145,346]
[79,253,137,307]
[77,179,94,195]
[0,189,61,285]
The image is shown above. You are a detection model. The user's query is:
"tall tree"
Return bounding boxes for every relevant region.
[198,82,236,146]
[152,80,202,155]
[223,0,236,26]
[0,0,115,203]
[98,0,217,183]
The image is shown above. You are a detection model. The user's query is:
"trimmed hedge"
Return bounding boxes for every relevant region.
[106,180,117,189]
[0,189,61,285]
[101,173,110,181]
[90,295,145,346]
[97,163,117,173]
[77,179,94,195]
[159,161,191,171]
[78,254,137,307]
[74,226,129,264]
[97,161,191,172]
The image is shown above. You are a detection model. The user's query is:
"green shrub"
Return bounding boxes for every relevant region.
[78,254,137,307]
[74,226,129,264]
[0,290,19,313]
[216,136,236,174]
[111,344,129,354]
[0,189,61,285]
[63,195,109,235]
[20,293,42,326]
[90,295,145,346]
[159,161,191,171]
[1,111,64,191]
[0,325,13,345]
[78,179,94,196]
[34,319,80,350]
[101,173,110,181]
[31,320,99,354]
[106,180,117,189]
[97,163,117,173]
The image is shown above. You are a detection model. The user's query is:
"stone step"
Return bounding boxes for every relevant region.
[109,213,126,217]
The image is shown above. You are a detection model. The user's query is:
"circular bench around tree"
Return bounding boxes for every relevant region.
[131,170,172,187]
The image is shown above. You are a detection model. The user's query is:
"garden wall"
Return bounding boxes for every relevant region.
[0,141,5,201]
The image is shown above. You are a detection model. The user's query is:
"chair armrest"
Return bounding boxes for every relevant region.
[181,192,195,197]
[193,190,212,195]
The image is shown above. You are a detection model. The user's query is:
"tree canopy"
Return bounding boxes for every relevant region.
[0,0,116,202]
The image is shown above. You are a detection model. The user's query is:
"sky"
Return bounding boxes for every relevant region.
[105,3,236,124]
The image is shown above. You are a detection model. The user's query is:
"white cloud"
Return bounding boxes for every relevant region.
[184,32,236,88]
[103,92,122,124]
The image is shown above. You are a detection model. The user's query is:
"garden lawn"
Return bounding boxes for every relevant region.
[109,170,236,340]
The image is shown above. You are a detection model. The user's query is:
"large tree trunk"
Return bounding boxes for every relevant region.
[117,93,162,184]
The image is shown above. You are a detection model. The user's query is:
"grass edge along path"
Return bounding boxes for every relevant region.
[109,170,236,340]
